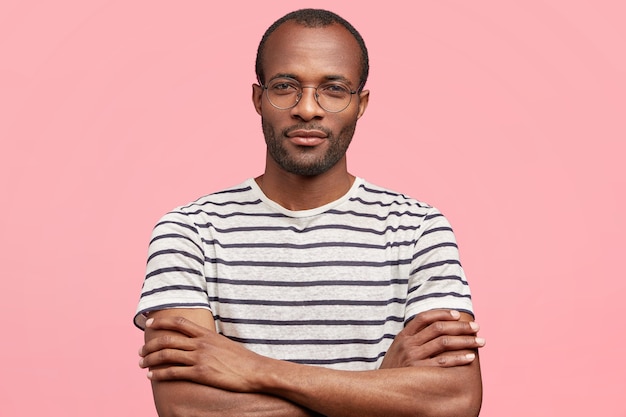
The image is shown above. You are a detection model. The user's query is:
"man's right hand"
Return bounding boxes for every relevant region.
[379,309,485,369]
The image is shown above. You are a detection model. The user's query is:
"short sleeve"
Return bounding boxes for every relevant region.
[133,210,211,329]
[405,208,474,321]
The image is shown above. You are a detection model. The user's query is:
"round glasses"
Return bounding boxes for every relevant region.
[262,77,358,113]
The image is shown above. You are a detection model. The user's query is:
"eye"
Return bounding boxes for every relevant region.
[320,83,351,97]
[269,80,300,95]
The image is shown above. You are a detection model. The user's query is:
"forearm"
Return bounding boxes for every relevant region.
[143,309,320,417]
[151,380,322,417]
[141,311,483,417]
[257,356,482,417]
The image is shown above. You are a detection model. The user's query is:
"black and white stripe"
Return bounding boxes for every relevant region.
[135,178,473,370]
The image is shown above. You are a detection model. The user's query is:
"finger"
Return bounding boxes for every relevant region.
[427,319,480,338]
[147,364,196,382]
[404,309,462,335]
[140,333,199,357]
[145,316,210,338]
[428,350,478,368]
[419,334,486,358]
[140,348,196,369]
[146,363,246,393]
[404,319,480,348]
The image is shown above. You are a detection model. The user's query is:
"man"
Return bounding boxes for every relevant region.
[136,8,484,417]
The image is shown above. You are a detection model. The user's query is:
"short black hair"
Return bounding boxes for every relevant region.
[255,9,369,91]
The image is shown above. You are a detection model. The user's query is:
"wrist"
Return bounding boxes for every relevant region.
[249,355,289,393]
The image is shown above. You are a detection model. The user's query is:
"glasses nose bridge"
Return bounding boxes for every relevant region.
[296,85,320,106]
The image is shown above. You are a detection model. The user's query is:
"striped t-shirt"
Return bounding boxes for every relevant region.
[135,178,474,370]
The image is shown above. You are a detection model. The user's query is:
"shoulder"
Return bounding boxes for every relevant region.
[161,179,258,217]
[150,179,260,233]
[354,179,438,216]
[177,179,259,213]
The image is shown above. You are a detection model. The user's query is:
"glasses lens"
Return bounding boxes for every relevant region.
[317,82,352,112]
[265,79,354,112]
[266,79,300,109]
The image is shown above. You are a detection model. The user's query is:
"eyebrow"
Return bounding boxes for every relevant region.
[268,73,354,86]
[324,75,352,84]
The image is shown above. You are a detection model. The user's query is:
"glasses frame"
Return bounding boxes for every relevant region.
[261,78,360,113]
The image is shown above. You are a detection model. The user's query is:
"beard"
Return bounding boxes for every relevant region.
[262,118,356,176]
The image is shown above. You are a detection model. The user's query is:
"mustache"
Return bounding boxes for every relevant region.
[282,124,332,137]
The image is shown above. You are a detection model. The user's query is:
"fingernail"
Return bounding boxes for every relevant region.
[469,322,480,331]
[476,337,486,346]
[450,310,460,319]
[465,353,476,360]
[146,371,153,379]
[145,318,154,327]
[139,358,144,367]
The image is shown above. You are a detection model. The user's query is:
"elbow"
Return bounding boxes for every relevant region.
[436,383,482,417]
[421,370,482,417]
[440,356,483,417]
[455,389,482,417]
[153,398,182,417]
[154,401,207,417]
[151,383,201,417]
[423,394,481,417]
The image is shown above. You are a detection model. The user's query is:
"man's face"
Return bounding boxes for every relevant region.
[253,22,369,176]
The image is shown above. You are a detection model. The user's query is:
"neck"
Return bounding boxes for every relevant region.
[256,158,355,211]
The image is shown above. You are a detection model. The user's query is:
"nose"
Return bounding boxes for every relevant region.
[291,86,325,121]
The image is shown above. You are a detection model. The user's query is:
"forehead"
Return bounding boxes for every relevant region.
[261,22,362,84]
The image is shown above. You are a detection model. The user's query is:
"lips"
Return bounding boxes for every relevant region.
[286,129,328,146]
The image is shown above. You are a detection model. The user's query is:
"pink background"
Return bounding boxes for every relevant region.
[1,1,624,416]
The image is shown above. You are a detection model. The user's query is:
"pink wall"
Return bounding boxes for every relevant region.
[1,1,624,416]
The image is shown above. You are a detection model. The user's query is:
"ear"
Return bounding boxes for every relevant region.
[252,84,263,116]
[356,89,369,120]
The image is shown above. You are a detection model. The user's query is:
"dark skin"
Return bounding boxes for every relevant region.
[252,24,367,210]
[141,308,483,417]
[139,21,484,417]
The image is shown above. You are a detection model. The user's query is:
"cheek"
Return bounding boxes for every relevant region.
[261,107,288,127]
[335,112,360,130]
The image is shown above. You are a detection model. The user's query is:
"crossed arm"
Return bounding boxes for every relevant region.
[139,308,484,417]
